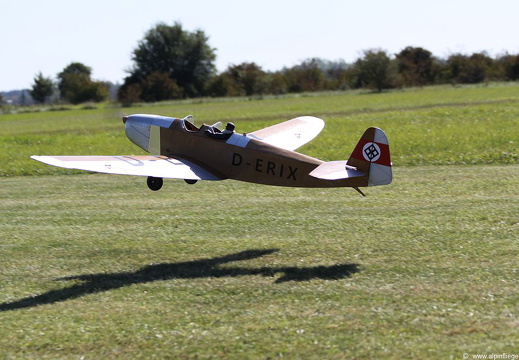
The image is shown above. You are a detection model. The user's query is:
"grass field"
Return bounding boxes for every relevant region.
[0,84,518,358]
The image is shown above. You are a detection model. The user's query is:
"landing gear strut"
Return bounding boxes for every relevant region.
[147,176,163,191]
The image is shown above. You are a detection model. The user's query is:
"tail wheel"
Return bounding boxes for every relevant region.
[147,176,163,191]
[184,179,198,185]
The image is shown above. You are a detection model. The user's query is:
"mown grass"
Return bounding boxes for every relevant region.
[0,166,517,359]
[0,84,518,358]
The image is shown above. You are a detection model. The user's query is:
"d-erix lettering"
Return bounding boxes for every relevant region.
[232,153,297,180]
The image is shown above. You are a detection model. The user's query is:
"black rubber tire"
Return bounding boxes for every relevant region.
[147,176,163,191]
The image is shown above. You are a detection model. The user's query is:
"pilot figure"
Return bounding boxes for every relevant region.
[222,122,235,136]
[206,122,235,139]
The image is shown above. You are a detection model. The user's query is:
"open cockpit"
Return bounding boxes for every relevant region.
[181,115,199,132]
[180,115,235,140]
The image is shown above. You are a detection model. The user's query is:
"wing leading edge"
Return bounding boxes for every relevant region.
[30,155,220,181]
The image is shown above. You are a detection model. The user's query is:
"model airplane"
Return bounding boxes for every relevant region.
[31,114,392,195]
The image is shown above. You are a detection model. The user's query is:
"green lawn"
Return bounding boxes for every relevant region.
[0,84,518,358]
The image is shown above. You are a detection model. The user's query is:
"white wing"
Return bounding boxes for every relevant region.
[248,116,325,151]
[31,155,220,180]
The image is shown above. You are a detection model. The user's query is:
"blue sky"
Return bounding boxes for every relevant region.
[1,0,518,91]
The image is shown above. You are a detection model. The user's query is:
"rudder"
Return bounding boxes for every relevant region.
[347,127,392,186]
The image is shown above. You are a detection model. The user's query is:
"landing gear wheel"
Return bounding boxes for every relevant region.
[184,179,198,185]
[147,176,163,191]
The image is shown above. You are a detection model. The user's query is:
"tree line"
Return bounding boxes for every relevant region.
[24,63,110,105]
[22,22,519,106]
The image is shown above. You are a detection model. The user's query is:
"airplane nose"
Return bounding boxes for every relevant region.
[124,114,176,154]
[124,115,152,152]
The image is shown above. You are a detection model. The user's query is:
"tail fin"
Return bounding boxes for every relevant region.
[347,127,392,186]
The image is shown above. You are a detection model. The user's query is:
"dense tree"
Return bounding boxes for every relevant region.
[466,52,494,83]
[495,53,519,81]
[445,53,494,84]
[207,74,238,97]
[396,47,437,86]
[29,72,54,104]
[57,62,91,97]
[230,63,267,96]
[208,62,267,97]
[265,72,288,95]
[283,59,326,93]
[120,22,216,101]
[352,49,396,92]
[118,83,142,107]
[57,62,108,104]
[446,54,471,83]
[140,72,183,102]
[314,59,352,90]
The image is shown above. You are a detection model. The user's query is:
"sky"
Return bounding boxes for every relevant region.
[1,0,518,91]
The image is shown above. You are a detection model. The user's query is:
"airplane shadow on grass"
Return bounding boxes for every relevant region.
[0,249,359,312]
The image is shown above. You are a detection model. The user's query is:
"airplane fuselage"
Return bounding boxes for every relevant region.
[124,114,368,188]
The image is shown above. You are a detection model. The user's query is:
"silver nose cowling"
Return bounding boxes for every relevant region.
[124,114,175,153]
[124,115,153,151]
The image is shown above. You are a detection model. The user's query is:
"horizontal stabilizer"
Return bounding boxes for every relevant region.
[309,161,365,180]
[30,155,220,181]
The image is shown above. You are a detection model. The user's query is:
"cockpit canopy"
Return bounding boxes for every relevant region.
[181,115,226,135]
[182,115,198,132]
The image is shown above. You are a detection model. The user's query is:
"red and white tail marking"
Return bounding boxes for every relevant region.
[348,127,392,186]
[349,139,391,167]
